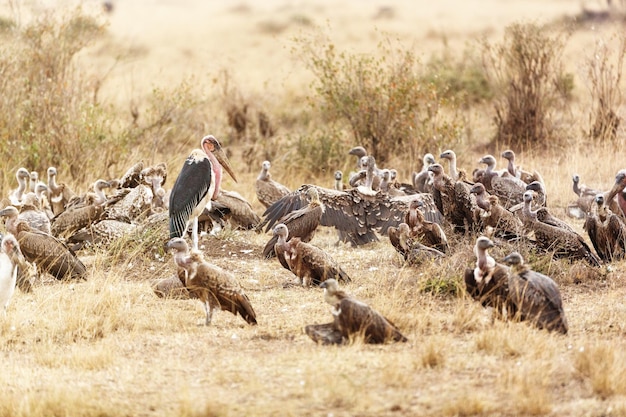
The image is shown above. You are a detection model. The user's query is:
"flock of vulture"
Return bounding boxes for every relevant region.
[1,134,625,344]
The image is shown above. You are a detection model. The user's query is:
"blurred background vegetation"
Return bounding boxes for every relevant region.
[0,4,623,193]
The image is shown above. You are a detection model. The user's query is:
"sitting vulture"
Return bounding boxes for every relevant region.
[0,209,87,280]
[165,238,257,326]
[584,194,626,262]
[262,187,323,258]
[502,252,568,334]
[440,149,463,181]
[255,160,291,209]
[273,223,351,286]
[0,234,24,316]
[521,191,601,267]
[213,190,261,230]
[17,193,51,234]
[388,223,445,265]
[463,236,513,318]
[304,279,407,345]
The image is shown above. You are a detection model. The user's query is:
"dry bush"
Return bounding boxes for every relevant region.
[584,33,626,142]
[295,32,462,169]
[481,22,573,148]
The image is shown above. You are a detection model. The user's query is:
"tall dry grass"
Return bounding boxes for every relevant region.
[0,2,626,416]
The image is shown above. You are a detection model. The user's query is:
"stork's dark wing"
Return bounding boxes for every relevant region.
[168,152,212,239]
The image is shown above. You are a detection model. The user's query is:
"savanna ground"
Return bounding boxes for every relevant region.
[2,0,626,416]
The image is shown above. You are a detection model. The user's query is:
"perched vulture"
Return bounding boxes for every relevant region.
[9,168,30,207]
[165,237,256,326]
[305,279,408,345]
[255,160,291,209]
[478,155,526,208]
[502,252,568,334]
[212,190,260,230]
[567,174,600,219]
[17,193,51,234]
[412,153,436,193]
[273,223,351,286]
[470,184,524,241]
[404,200,448,253]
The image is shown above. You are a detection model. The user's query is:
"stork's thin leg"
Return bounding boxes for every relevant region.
[204,300,212,326]
[192,217,199,250]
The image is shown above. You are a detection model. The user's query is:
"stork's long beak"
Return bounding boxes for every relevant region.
[213,147,238,183]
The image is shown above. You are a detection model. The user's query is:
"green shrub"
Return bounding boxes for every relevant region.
[481,22,573,148]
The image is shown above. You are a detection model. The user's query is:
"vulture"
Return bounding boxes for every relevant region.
[334,170,347,191]
[606,169,626,219]
[348,146,368,170]
[0,234,23,316]
[17,193,51,234]
[521,191,601,267]
[584,194,626,262]
[304,279,407,345]
[404,200,448,253]
[413,153,436,193]
[212,190,261,230]
[500,150,544,185]
[440,149,462,181]
[165,237,257,326]
[169,135,237,250]
[428,163,477,234]
[502,252,568,334]
[255,160,291,209]
[141,162,168,210]
[259,183,442,249]
[478,155,526,208]
[273,223,351,286]
[9,168,30,206]
[519,190,577,235]
[567,174,600,219]
[470,184,524,241]
[262,187,324,258]
[0,211,87,280]
[46,166,76,216]
[50,180,113,239]
[388,223,445,265]
[463,236,513,318]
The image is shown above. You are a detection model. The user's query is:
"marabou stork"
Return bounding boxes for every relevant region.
[169,135,237,249]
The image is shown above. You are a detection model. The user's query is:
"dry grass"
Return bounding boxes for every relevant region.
[1,1,626,416]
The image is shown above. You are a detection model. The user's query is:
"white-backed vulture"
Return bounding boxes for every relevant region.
[428,163,477,234]
[463,236,513,318]
[141,162,168,210]
[584,194,626,262]
[305,279,407,345]
[7,220,87,280]
[388,223,445,265]
[255,160,291,209]
[17,194,51,234]
[500,150,544,185]
[46,166,76,216]
[522,191,601,267]
[213,190,260,230]
[478,155,526,208]
[165,237,257,326]
[502,252,568,334]
[413,153,436,193]
[404,200,448,253]
[169,135,237,250]
[9,168,30,207]
[273,223,351,286]
[470,184,524,241]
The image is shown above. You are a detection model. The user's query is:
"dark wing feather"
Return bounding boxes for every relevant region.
[18,229,86,280]
[168,153,212,238]
[296,241,351,284]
